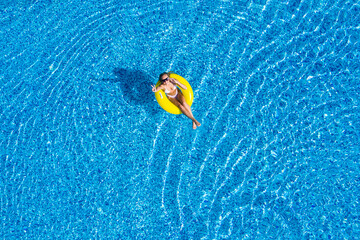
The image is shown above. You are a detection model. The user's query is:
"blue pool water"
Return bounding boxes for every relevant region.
[1,0,359,239]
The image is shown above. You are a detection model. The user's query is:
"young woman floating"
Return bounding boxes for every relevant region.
[152,72,201,129]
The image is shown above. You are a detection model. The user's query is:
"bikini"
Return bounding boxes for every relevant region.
[165,85,178,98]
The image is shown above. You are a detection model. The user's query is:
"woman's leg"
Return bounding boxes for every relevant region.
[168,93,201,129]
[177,92,201,126]
[169,97,196,121]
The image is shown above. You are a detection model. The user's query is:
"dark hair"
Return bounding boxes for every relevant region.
[158,72,169,82]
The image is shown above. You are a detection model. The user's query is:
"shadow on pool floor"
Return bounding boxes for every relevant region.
[100,68,159,116]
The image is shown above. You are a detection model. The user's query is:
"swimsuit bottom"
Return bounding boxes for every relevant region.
[167,88,178,98]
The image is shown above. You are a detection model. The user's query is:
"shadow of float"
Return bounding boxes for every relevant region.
[101,68,158,115]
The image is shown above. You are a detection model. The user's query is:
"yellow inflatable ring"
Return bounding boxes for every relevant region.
[154,73,193,114]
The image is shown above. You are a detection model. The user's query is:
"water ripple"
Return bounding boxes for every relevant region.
[1,0,359,239]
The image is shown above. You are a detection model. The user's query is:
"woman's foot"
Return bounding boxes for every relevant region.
[195,120,201,127]
[193,121,197,129]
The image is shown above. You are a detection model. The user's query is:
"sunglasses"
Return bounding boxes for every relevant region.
[161,77,169,82]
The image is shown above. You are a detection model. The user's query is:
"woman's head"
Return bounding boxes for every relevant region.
[159,72,169,82]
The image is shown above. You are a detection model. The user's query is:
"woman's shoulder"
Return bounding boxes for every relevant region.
[158,83,166,88]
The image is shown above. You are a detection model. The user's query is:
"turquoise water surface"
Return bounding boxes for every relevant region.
[1,0,359,239]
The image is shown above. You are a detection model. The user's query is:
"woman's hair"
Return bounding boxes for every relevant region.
[158,72,169,81]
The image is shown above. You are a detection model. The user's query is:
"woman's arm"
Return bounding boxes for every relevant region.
[169,78,187,90]
[152,84,164,92]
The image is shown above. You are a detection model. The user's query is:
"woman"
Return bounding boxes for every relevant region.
[152,72,201,129]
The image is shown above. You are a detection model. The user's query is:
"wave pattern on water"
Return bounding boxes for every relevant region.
[1,0,359,239]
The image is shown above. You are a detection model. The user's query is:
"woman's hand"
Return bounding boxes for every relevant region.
[151,85,157,92]
[169,77,187,90]
[168,78,178,84]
